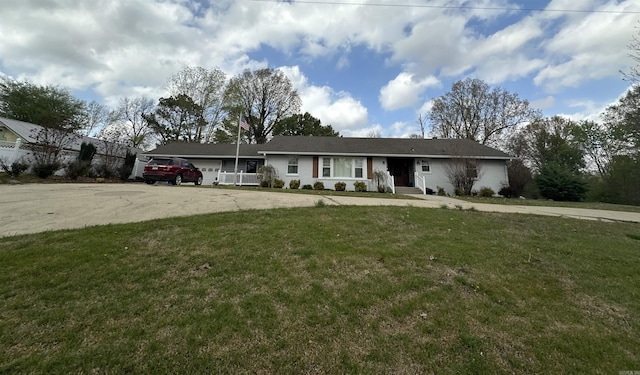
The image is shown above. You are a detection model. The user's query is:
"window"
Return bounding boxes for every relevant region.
[320,157,366,178]
[333,158,352,178]
[466,162,478,179]
[354,159,363,178]
[421,160,430,172]
[322,158,331,177]
[287,157,298,174]
[246,160,258,173]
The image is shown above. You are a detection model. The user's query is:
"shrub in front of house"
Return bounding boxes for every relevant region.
[302,184,313,190]
[118,151,137,181]
[33,162,60,179]
[289,179,300,189]
[273,178,285,188]
[454,187,464,196]
[95,163,116,179]
[65,160,91,180]
[334,182,346,191]
[353,181,367,192]
[257,164,278,188]
[313,181,325,190]
[498,185,516,198]
[437,186,446,196]
[0,159,29,178]
[478,187,495,197]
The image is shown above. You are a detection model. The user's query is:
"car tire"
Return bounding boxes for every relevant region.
[174,174,182,186]
[144,180,156,185]
[195,176,203,186]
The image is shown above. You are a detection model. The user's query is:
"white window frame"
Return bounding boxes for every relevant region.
[287,157,299,175]
[420,159,431,173]
[320,157,367,179]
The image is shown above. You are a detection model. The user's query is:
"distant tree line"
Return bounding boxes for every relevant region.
[0,67,339,179]
[424,77,639,205]
[0,66,339,149]
[412,24,640,205]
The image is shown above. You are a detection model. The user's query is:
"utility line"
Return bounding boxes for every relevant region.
[248,0,640,14]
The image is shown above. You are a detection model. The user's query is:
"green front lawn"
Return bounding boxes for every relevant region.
[1,206,639,373]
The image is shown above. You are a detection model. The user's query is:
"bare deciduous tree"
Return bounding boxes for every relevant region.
[27,127,75,178]
[166,66,227,143]
[367,129,382,138]
[428,78,539,147]
[102,97,155,149]
[81,101,110,137]
[445,157,483,195]
[622,21,640,84]
[415,113,426,139]
[223,68,301,144]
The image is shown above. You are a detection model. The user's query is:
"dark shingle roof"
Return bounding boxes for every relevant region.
[258,136,511,159]
[143,142,265,158]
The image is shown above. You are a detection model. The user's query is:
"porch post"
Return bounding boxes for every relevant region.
[11,138,21,164]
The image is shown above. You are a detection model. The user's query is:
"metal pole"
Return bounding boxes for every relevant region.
[233,115,241,186]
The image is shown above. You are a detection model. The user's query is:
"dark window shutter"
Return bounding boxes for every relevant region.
[313,157,318,178]
[367,157,373,178]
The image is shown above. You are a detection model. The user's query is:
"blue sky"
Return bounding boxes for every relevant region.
[0,0,638,138]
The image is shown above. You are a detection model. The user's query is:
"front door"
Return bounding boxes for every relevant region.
[387,158,414,186]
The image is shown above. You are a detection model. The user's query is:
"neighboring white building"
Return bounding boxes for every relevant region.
[144,136,512,194]
[0,117,145,178]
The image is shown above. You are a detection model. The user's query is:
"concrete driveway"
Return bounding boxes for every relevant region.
[1,183,639,237]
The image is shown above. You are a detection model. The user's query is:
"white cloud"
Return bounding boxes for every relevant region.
[417,100,434,115]
[559,86,633,122]
[557,99,607,122]
[0,0,637,138]
[345,124,384,138]
[531,96,556,110]
[379,73,439,111]
[280,66,368,131]
[533,1,640,91]
[388,121,415,138]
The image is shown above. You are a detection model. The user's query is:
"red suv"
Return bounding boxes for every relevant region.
[143,157,203,186]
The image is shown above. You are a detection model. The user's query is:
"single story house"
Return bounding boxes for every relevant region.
[0,117,145,178]
[144,136,512,194]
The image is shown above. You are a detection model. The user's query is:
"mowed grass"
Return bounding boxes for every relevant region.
[1,206,639,374]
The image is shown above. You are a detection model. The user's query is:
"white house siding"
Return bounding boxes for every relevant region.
[266,155,313,188]
[415,158,508,195]
[474,159,509,193]
[265,155,396,191]
[266,155,383,191]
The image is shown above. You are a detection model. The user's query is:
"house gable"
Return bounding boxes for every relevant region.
[0,124,20,142]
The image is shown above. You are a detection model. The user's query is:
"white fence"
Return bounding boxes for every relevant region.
[0,139,30,167]
[216,170,260,186]
[414,172,427,195]
[386,171,396,194]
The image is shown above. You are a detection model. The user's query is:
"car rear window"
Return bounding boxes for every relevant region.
[148,159,175,166]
